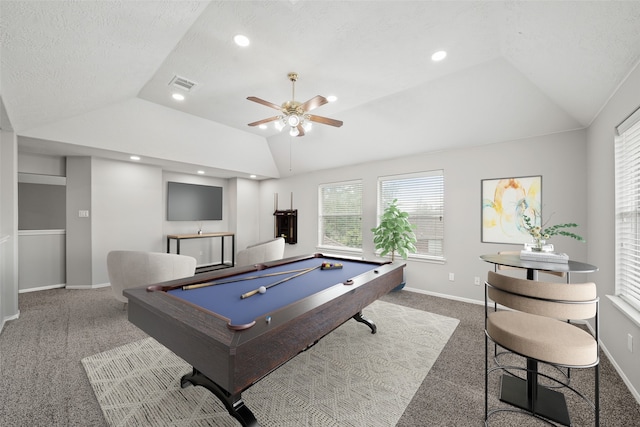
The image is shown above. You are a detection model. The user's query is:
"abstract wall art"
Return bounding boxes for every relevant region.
[481,175,542,244]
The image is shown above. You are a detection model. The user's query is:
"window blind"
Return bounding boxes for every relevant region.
[615,106,640,312]
[318,180,363,250]
[378,170,444,258]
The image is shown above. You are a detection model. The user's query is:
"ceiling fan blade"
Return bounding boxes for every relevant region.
[296,124,305,137]
[248,116,279,127]
[247,96,282,111]
[299,95,328,112]
[308,115,343,128]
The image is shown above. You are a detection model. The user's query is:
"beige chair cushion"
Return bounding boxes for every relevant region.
[487,310,598,367]
[236,237,285,266]
[107,251,196,303]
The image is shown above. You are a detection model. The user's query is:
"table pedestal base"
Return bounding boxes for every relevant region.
[500,374,571,426]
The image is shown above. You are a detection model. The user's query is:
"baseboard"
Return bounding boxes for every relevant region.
[401,286,640,406]
[599,339,640,404]
[2,311,20,333]
[66,282,110,290]
[402,286,484,306]
[19,284,65,293]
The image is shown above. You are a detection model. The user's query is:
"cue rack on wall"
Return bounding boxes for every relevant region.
[274,192,297,244]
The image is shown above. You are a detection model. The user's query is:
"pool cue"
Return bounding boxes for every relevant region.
[241,264,321,299]
[182,268,310,291]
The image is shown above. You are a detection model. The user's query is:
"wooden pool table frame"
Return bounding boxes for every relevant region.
[124,253,405,427]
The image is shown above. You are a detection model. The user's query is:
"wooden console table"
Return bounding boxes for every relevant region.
[167,232,235,272]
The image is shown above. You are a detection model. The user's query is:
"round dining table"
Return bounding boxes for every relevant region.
[480,252,598,281]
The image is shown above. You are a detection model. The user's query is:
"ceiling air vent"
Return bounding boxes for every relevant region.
[169,75,197,92]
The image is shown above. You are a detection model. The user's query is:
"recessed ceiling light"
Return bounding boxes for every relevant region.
[250,174,257,179]
[197,170,205,175]
[130,156,140,161]
[172,93,185,101]
[327,95,337,102]
[431,50,447,61]
[234,34,250,47]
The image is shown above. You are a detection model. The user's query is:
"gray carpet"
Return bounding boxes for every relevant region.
[1,286,639,426]
[81,301,458,426]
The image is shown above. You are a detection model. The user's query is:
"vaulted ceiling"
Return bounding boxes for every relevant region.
[2,1,640,179]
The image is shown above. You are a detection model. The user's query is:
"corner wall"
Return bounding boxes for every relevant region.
[587,61,640,400]
[0,128,19,328]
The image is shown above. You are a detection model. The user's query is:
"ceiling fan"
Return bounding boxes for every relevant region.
[247,72,343,137]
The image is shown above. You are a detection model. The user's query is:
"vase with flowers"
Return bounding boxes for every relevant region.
[522,214,585,251]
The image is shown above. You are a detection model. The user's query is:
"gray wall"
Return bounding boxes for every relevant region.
[587,62,640,397]
[16,156,68,292]
[18,183,66,230]
[66,157,93,288]
[18,230,65,290]
[0,127,19,331]
[258,130,588,303]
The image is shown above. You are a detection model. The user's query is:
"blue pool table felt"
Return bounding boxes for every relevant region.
[167,257,377,328]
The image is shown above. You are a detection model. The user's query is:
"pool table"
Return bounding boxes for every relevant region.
[124,253,405,427]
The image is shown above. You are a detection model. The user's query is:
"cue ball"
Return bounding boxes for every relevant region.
[258,286,267,294]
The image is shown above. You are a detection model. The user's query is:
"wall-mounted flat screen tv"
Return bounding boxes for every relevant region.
[167,181,223,221]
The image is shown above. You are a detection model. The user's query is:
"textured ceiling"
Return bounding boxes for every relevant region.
[2,1,640,178]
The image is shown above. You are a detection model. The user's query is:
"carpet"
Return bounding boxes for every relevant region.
[82,300,459,427]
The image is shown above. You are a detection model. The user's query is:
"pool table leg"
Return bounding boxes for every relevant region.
[353,311,377,334]
[181,368,260,427]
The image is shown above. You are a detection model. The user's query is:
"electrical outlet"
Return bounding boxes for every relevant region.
[628,333,633,353]
[448,273,454,282]
[474,276,480,286]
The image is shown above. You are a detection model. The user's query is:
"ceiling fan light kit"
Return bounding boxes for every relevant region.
[247,72,343,137]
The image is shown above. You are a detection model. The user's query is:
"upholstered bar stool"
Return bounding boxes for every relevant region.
[494,251,573,384]
[484,271,599,426]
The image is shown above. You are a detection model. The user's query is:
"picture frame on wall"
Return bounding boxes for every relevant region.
[481,175,542,244]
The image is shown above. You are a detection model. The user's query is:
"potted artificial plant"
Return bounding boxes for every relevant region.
[371,199,417,290]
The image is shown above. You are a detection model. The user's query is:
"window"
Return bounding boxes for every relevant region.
[318,180,363,251]
[377,170,444,259]
[615,106,640,313]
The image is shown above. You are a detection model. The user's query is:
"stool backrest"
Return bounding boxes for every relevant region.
[486,271,597,320]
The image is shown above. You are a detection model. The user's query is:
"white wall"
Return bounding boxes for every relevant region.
[91,158,164,284]
[587,61,640,399]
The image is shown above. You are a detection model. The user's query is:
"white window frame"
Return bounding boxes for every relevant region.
[613,105,640,324]
[318,180,363,254]
[376,170,445,262]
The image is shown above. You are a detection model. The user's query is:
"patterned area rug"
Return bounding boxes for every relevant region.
[82,300,459,427]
